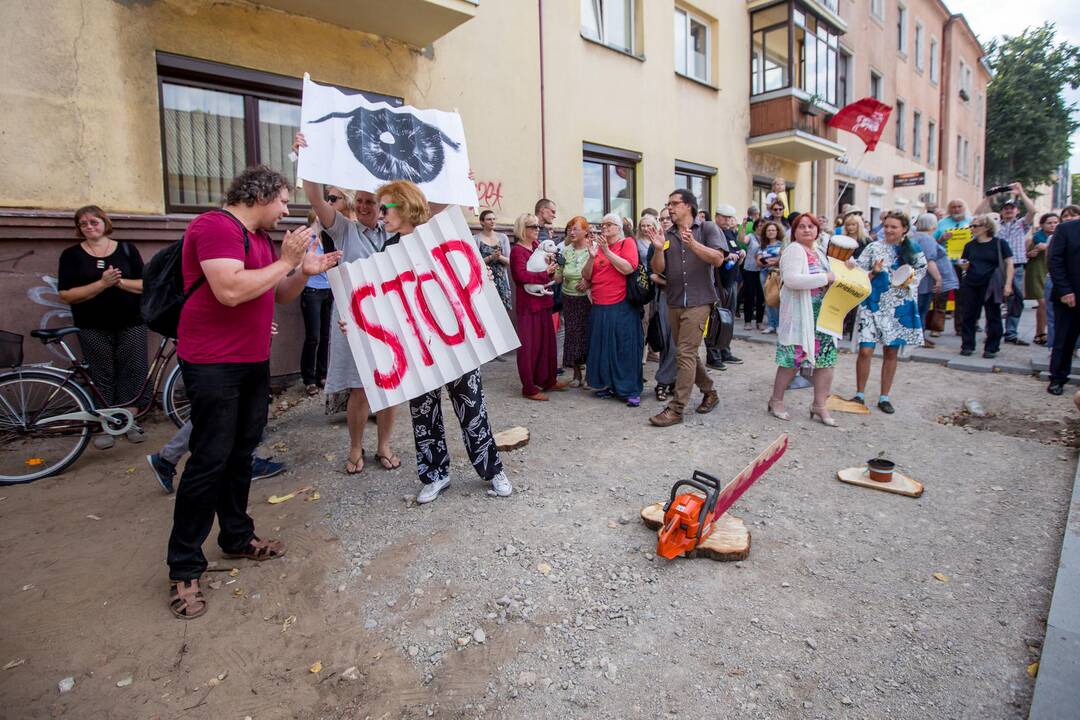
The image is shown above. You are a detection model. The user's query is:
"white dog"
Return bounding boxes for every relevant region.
[523,239,558,297]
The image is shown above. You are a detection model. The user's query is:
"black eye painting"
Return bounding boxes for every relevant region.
[310,107,462,184]
[298,74,478,207]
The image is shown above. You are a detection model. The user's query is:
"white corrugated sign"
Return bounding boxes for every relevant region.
[297,74,479,207]
[327,206,520,412]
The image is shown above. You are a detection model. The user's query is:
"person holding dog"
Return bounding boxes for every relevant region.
[510,212,563,400]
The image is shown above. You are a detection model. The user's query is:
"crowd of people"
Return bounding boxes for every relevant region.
[55,153,1080,619]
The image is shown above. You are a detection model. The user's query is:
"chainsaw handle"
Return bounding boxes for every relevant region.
[663,478,715,533]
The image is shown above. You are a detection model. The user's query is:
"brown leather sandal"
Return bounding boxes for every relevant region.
[224,536,286,562]
[169,579,207,620]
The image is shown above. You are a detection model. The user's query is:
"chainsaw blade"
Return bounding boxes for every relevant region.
[710,434,788,522]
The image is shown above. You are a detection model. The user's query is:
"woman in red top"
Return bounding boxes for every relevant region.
[583,212,643,406]
[510,213,564,400]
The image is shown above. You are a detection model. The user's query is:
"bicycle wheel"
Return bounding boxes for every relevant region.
[162,363,190,428]
[0,370,94,484]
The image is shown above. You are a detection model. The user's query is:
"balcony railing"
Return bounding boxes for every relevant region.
[255,0,478,48]
[748,90,845,162]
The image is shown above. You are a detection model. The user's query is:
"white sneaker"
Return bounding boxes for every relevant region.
[490,472,512,497]
[417,476,450,504]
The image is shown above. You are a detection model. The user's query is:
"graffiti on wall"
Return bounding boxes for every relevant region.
[27,275,72,359]
[469,169,504,212]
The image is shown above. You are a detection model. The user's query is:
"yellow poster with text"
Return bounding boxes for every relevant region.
[816,259,871,338]
[946,227,971,260]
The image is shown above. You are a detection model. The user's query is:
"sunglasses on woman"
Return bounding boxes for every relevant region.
[379,203,398,215]
[326,194,341,203]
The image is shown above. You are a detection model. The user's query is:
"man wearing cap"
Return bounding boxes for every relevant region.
[976,182,1034,344]
[708,204,745,369]
[645,189,725,427]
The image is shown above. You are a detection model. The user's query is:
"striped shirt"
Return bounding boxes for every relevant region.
[999,219,1029,266]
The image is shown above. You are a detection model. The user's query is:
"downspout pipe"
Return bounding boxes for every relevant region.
[538,0,547,197]
[938,15,955,205]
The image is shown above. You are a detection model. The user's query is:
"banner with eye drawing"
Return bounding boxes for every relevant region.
[297,74,480,207]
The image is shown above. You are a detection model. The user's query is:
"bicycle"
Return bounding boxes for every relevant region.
[0,328,190,484]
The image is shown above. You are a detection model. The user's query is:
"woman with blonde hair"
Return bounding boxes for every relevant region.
[958,213,1014,358]
[510,212,562,400]
[356,180,512,503]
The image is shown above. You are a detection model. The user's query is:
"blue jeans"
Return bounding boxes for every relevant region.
[1004,265,1025,338]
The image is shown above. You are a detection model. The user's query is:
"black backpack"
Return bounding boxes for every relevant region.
[141,210,249,338]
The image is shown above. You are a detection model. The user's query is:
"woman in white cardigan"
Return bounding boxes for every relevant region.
[768,213,840,426]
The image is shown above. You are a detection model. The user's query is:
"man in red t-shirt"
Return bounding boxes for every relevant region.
[167,166,341,620]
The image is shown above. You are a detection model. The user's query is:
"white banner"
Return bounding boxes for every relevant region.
[297,74,479,207]
[327,206,520,412]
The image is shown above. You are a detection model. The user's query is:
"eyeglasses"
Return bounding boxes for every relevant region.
[379,203,398,215]
[970,222,984,228]
[525,224,540,230]
[326,194,342,203]
[665,200,684,208]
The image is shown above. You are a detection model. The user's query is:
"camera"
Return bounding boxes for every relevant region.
[984,184,1013,197]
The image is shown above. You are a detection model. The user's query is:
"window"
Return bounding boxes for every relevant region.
[975,153,981,187]
[156,53,401,212]
[959,59,972,100]
[751,4,790,94]
[870,70,882,100]
[956,134,969,177]
[929,38,939,84]
[794,8,840,104]
[871,0,884,21]
[895,99,906,150]
[976,92,984,126]
[914,23,924,72]
[582,143,638,223]
[897,4,908,56]
[838,50,851,105]
[581,0,635,54]
[674,161,716,215]
[912,111,922,159]
[674,7,711,83]
[927,119,936,165]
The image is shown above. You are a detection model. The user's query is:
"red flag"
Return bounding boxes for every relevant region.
[827,97,892,152]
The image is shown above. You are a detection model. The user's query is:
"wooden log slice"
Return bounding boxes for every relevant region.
[826,394,871,415]
[837,466,924,497]
[493,426,529,452]
[639,503,751,562]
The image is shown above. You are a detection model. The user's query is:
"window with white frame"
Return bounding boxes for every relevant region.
[897,4,908,56]
[914,23,924,72]
[956,134,969,177]
[927,119,936,164]
[838,50,852,105]
[976,91,984,125]
[581,0,635,54]
[959,59,972,100]
[975,153,981,186]
[871,0,884,21]
[870,69,882,100]
[895,99,906,150]
[929,37,939,83]
[912,111,922,159]
[674,7,711,83]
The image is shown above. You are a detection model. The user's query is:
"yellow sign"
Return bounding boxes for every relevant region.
[946,227,971,260]
[816,259,871,338]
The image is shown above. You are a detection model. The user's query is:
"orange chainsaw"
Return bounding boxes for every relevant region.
[656,434,788,560]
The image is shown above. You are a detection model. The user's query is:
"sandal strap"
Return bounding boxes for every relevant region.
[170,580,206,616]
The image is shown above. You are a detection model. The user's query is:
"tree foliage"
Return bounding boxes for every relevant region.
[1073,174,1080,205]
[985,24,1080,193]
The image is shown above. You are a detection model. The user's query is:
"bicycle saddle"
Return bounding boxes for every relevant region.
[30,327,81,341]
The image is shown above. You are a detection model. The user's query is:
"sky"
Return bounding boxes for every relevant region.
[945,0,1080,174]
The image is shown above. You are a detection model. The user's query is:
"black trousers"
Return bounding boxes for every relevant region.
[1050,299,1080,384]
[409,368,503,485]
[742,270,765,325]
[167,360,269,581]
[959,283,1003,354]
[300,287,332,385]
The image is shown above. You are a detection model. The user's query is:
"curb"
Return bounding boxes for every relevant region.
[1029,455,1080,718]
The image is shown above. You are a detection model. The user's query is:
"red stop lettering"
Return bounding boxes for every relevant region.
[349,283,408,390]
[430,240,486,338]
[381,271,435,367]
[414,271,465,345]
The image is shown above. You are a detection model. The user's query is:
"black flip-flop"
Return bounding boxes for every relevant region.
[345,450,365,475]
[374,453,401,470]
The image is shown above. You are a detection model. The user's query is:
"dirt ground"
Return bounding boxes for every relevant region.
[0,340,1074,720]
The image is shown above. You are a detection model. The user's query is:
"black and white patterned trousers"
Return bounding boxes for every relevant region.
[78,324,150,407]
[408,368,503,485]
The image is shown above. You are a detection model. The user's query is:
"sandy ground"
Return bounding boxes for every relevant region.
[0,340,1074,720]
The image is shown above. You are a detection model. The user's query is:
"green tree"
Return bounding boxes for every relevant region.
[985,24,1080,193]
[1073,174,1080,205]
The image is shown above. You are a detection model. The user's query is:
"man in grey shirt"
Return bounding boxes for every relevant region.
[646,188,727,427]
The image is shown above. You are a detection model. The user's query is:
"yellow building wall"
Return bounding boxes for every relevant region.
[0,0,751,223]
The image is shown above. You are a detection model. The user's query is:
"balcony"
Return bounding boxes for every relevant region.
[255,0,478,48]
[748,90,845,162]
